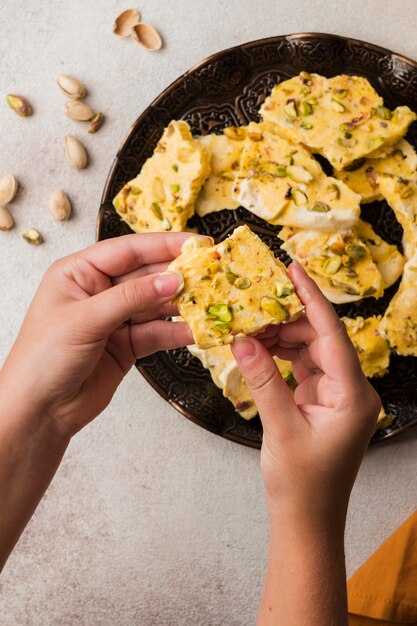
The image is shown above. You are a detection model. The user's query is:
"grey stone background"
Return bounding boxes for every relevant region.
[0,0,416,624]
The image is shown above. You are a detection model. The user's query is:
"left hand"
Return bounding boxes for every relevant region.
[0,232,201,439]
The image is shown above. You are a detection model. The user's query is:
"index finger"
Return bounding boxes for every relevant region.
[69,232,211,278]
[287,261,342,338]
[287,261,363,379]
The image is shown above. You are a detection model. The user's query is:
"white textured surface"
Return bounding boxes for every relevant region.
[1,1,417,624]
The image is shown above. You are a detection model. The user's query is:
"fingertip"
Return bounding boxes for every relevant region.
[153,270,184,297]
[232,337,259,366]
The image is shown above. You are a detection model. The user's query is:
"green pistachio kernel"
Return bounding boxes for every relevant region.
[284,101,298,118]
[226,271,239,285]
[172,164,179,172]
[368,136,385,151]
[309,201,331,213]
[375,106,392,120]
[207,304,233,322]
[151,202,163,220]
[260,297,289,322]
[234,276,251,289]
[323,256,342,274]
[299,101,312,116]
[331,99,345,112]
[300,121,313,129]
[363,286,377,297]
[211,321,231,335]
[276,283,294,298]
[345,244,366,261]
[171,184,180,193]
[275,166,288,176]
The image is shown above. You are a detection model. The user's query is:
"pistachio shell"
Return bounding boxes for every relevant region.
[64,135,88,170]
[131,23,163,51]
[0,206,14,231]
[113,9,141,37]
[56,75,86,99]
[49,190,72,221]
[65,100,95,121]
[0,173,18,205]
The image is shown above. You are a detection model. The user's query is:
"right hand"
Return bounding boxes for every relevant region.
[232,261,381,530]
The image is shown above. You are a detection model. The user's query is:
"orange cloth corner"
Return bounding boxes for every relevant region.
[348,511,417,625]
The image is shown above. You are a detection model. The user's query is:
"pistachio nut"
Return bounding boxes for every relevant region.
[260,297,289,322]
[49,190,72,221]
[206,304,233,323]
[88,112,104,133]
[22,228,43,245]
[56,75,86,99]
[0,206,14,231]
[65,100,95,122]
[0,173,18,205]
[64,135,88,169]
[6,94,32,117]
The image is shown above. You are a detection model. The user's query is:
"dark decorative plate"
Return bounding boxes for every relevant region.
[97,33,417,448]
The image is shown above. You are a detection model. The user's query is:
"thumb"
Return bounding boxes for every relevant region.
[80,270,184,335]
[232,337,299,437]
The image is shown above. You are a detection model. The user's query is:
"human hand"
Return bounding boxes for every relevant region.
[0,232,200,440]
[232,261,381,530]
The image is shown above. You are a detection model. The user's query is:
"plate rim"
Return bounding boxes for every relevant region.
[97,31,417,447]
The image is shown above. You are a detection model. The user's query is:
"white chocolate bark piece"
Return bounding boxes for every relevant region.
[113,120,211,232]
[195,127,247,216]
[335,139,417,203]
[356,220,404,288]
[377,174,417,259]
[232,123,360,231]
[168,225,303,349]
[280,225,384,304]
[260,72,416,170]
[380,252,417,356]
[341,316,390,378]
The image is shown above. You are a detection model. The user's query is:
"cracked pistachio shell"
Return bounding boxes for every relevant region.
[64,135,88,170]
[49,190,72,221]
[65,100,95,121]
[131,23,163,51]
[0,173,18,205]
[113,9,141,37]
[0,206,14,231]
[56,75,86,99]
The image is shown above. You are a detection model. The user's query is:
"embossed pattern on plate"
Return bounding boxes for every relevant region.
[97,33,417,448]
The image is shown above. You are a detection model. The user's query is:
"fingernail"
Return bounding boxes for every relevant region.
[154,271,184,297]
[232,338,257,365]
